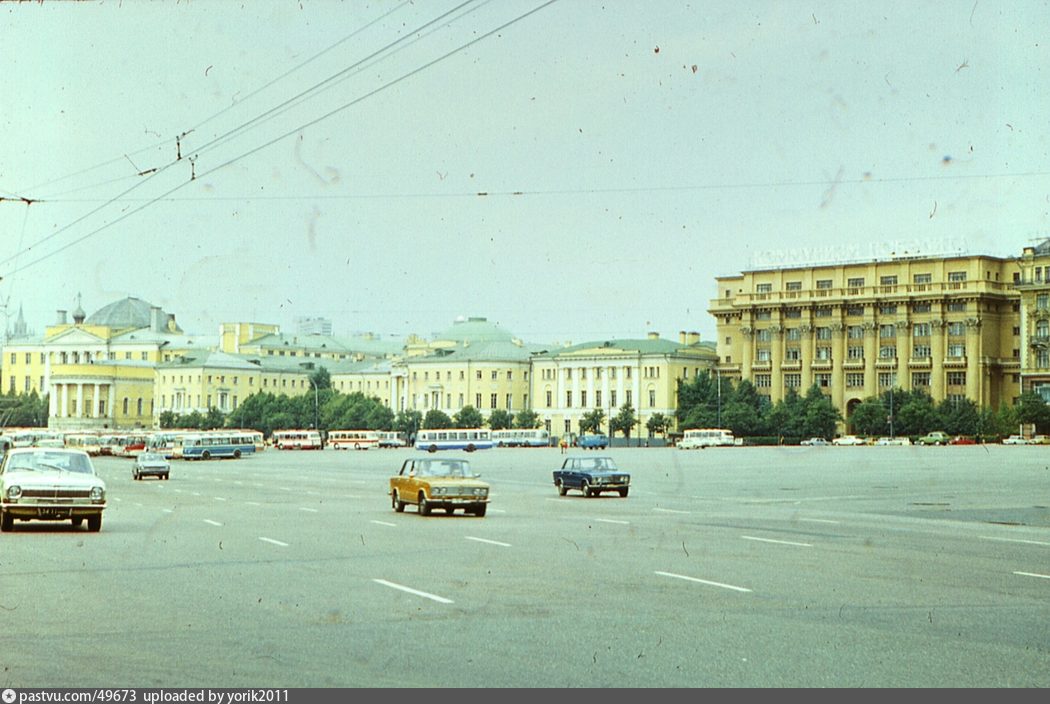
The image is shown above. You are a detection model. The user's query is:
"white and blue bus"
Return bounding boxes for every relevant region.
[415,428,494,453]
[491,429,550,447]
[181,432,257,460]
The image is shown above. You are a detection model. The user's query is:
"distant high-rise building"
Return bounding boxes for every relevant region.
[296,316,333,336]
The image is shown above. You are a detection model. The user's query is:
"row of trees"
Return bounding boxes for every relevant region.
[849,389,1048,438]
[0,390,49,427]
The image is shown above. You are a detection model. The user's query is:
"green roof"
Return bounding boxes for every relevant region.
[536,338,718,359]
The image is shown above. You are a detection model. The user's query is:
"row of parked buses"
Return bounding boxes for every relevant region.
[0,428,266,460]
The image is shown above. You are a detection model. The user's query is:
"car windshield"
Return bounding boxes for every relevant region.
[139,453,164,462]
[579,458,617,471]
[417,460,470,477]
[5,451,94,474]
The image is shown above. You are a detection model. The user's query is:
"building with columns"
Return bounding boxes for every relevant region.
[707,244,1050,426]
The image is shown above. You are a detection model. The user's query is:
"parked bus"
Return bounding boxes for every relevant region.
[273,429,323,450]
[376,431,407,448]
[415,428,494,453]
[111,434,149,458]
[64,433,102,455]
[328,430,379,450]
[492,429,550,447]
[677,428,736,449]
[181,432,257,460]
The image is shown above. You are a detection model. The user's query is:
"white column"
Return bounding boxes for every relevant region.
[60,384,69,418]
[76,383,84,418]
[108,385,115,421]
[93,384,101,418]
[48,383,57,417]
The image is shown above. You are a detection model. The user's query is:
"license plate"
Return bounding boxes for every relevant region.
[38,508,71,519]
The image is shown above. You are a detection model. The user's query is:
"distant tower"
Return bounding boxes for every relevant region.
[10,304,28,338]
[72,292,87,325]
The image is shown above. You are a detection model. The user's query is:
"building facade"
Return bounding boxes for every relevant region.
[708,244,1050,424]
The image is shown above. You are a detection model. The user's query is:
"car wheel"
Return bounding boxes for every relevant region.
[133,471,140,480]
[201,450,210,461]
[419,493,431,516]
[556,480,568,496]
[466,444,476,453]
[86,514,102,532]
[428,445,438,453]
[580,480,590,497]
[0,510,12,532]
[71,517,84,528]
[619,488,629,498]
[164,473,170,480]
[233,449,241,459]
[392,490,405,512]
[445,507,456,515]
[474,504,487,517]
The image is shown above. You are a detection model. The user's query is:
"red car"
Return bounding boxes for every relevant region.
[949,436,976,445]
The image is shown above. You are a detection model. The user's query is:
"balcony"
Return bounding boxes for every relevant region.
[810,359,833,370]
[875,357,898,369]
[908,357,932,369]
[842,359,865,370]
[943,356,967,369]
[780,360,802,371]
[750,361,772,371]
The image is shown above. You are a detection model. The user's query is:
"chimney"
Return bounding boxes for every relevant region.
[647,331,660,340]
[687,331,701,345]
[678,330,687,344]
[166,313,176,331]
[56,310,67,325]
[151,306,163,332]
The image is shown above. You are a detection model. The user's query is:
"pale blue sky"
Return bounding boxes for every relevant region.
[1,0,1047,344]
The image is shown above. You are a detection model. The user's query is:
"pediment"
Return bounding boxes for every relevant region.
[44,327,109,345]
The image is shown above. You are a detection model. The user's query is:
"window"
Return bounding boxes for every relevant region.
[625,390,632,405]
[580,391,587,407]
[491,393,498,408]
[755,311,771,321]
[784,347,801,361]
[1037,320,1050,338]
[913,323,931,338]
[879,345,896,358]
[23,352,30,364]
[1014,326,1022,336]
[756,329,772,343]
[1038,349,1050,368]
[816,279,833,289]
[1038,294,1049,310]
[814,308,832,317]
[565,369,572,380]
[784,374,801,388]
[648,390,656,407]
[23,377,30,392]
[846,306,864,317]
[506,393,513,409]
[816,373,831,387]
[786,327,801,341]
[879,305,897,315]
[912,302,931,313]
[816,327,831,340]
[879,324,896,339]
[948,271,967,282]
[141,352,148,361]
[756,283,772,293]
[756,349,771,362]
[913,273,932,284]
[8,353,14,365]
[122,398,129,414]
[754,374,771,388]
[847,277,864,288]
[913,345,931,358]
[475,393,482,408]
[595,390,602,407]
[880,275,898,285]
[816,346,832,360]
[947,371,966,386]
[137,399,143,416]
[124,352,131,360]
[610,390,617,407]
[846,373,864,387]
[878,372,897,387]
[847,345,864,359]
[947,344,965,357]
[912,372,931,387]
[477,370,483,380]
[947,322,965,336]
[566,391,572,407]
[947,301,966,312]
[546,390,552,407]
[848,325,864,339]
[784,308,801,318]
[786,281,802,291]
[491,371,498,380]
[507,371,513,380]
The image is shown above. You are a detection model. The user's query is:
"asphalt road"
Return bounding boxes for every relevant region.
[1,445,1048,687]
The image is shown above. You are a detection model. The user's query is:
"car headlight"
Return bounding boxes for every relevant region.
[6,485,21,500]
[431,487,446,496]
[475,487,488,497]
[90,486,105,500]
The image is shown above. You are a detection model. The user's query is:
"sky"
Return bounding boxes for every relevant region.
[1,0,1047,346]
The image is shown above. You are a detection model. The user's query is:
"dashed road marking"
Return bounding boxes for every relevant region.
[259,537,289,547]
[655,571,752,593]
[465,536,511,547]
[373,579,453,604]
[798,518,840,524]
[370,520,396,527]
[595,518,630,525]
[653,507,690,514]
[203,519,223,527]
[981,536,1050,547]
[1014,571,1050,580]
[299,507,319,513]
[742,535,813,547]
[214,497,228,502]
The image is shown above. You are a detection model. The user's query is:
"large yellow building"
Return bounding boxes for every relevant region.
[709,242,1050,424]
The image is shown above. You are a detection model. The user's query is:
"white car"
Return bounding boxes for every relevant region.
[800,437,829,446]
[832,435,866,446]
[1002,435,1030,445]
[875,436,911,446]
[0,448,107,532]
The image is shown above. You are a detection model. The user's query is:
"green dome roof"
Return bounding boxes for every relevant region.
[85,297,155,329]
[433,317,515,344]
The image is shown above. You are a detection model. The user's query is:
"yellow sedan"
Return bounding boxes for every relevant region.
[389,457,490,517]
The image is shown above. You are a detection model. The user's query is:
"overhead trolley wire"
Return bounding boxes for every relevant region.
[0,0,559,279]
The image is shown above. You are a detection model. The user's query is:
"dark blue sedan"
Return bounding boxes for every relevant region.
[553,456,630,498]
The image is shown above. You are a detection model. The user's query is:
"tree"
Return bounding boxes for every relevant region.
[800,385,840,439]
[159,410,178,429]
[394,409,423,438]
[849,397,889,436]
[646,412,670,439]
[937,397,980,436]
[513,409,540,429]
[765,388,803,439]
[579,408,606,434]
[1015,390,1050,433]
[610,404,638,442]
[202,406,226,430]
[423,409,453,429]
[453,405,483,429]
[309,366,331,391]
[675,371,725,429]
[488,409,514,430]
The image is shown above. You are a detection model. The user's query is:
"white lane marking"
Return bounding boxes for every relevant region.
[191,492,201,497]
[162,508,173,513]
[798,518,840,524]
[214,497,228,502]
[488,508,506,513]
[259,537,289,547]
[1014,571,1050,580]
[305,491,320,496]
[245,501,262,506]
[370,520,396,527]
[655,571,752,593]
[134,502,143,507]
[373,579,454,604]
[595,518,630,525]
[654,507,690,514]
[203,519,223,527]
[113,497,122,502]
[299,507,319,513]
[279,487,293,492]
[742,535,813,548]
[173,489,184,493]
[465,536,511,547]
[981,536,1050,547]
[545,497,570,504]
